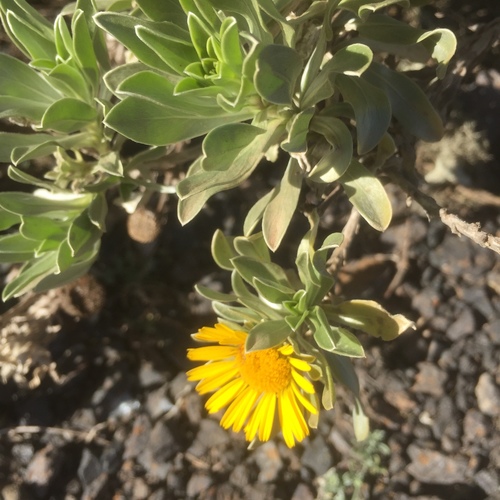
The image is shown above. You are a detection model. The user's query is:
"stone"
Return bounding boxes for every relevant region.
[78,449,102,486]
[475,373,500,416]
[301,435,333,476]
[291,483,315,500]
[411,362,447,397]
[254,441,283,483]
[124,414,152,460]
[474,468,500,496]
[186,473,213,498]
[447,307,475,340]
[463,409,489,444]
[138,362,164,388]
[194,419,231,449]
[146,384,174,420]
[407,445,469,485]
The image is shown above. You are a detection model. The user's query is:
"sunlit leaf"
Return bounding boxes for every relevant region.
[262,158,303,251]
[339,159,392,231]
[246,319,291,352]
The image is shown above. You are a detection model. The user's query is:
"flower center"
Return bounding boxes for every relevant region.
[236,346,292,394]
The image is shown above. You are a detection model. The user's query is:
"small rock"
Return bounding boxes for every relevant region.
[254,441,283,483]
[132,477,150,500]
[463,409,489,444]
[229,464,250,490]
[407,445,469,485]
[81,473,108,500]
[411,362,447,397]
[184,392,203,424]
[149,420,180,462]
[124,414,152,460]
[291,483,315,500]
[12,443,34,466]
[186,473,213,498]
[169,372,190,401]
[474,468,500,496]
[24,445,62,497]
[447,307,475,340]
[78,449,102,486]
[195,419,231,449]
[301,435,333,476]
[475,373,500,416]
[138,362,164,388]
[146,384,174,420]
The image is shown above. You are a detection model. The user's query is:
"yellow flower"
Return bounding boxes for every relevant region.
[187,323,319,447]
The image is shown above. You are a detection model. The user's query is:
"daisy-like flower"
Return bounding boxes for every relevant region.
[187,323,319,447]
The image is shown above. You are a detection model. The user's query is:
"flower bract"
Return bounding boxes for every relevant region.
[187,323,319,447]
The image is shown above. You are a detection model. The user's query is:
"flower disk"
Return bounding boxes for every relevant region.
[187,323,319,447]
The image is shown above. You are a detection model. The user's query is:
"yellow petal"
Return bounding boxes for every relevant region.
[259,393,276,442]
[291,368,315,394]
[291,381,319,414]
[206,377,246,413]
[221,387,258,432]
[187,360,235,381]
[187,345,237,361]
[195,366,239,394]
[279,386,309,447]
[288,356,312,372]
[193,324,246,345]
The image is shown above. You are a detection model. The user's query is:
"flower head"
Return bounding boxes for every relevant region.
[187,323,319,447]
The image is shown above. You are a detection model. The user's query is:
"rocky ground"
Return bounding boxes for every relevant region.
[1,1,499,499]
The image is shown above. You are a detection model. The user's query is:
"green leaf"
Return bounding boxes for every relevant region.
[136,25,198,75]
[88,193,107,231]
[0,133,53,163]
[246,319,291,352]
[71,10,99,86]
[233,233,270,262]
[105,95,252,146]
[211,228,236,270]
[33,242,99,294]
[301,43,373,108]
[336,74,391,154]
[19,215,67,241]
[254,44,302,105]
[232,255,291,288]
[47,63,92,102]
[0,191,92,218]
[309,116,353,183]
[41,97,97,133]
[325,299,414,340]
[5,11,56,61]
[136,0,187,24]
[262,158,303,251]
[94,12,176,72]
[339,159,392,231]
[220,17,243,72]
[231,272,282,320]
[310,305,336,351]
[194,284,236,303]
[56,238,74,273]
[353,398,370,441]
[340,0,409,19]
[0,53,60,104]
[281,108,314,154]
[177,120,283,224]
[0,96,48,121]
[326,351,360,396]
[0,209,20,231]
[68,210,101,256]
[212,301,261,323]
[201,123,265,172]
[365,63,443,141]
[2,251,58,300]
[0,233,38,263]
[253,277,295,304]
[243,188,276,236]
